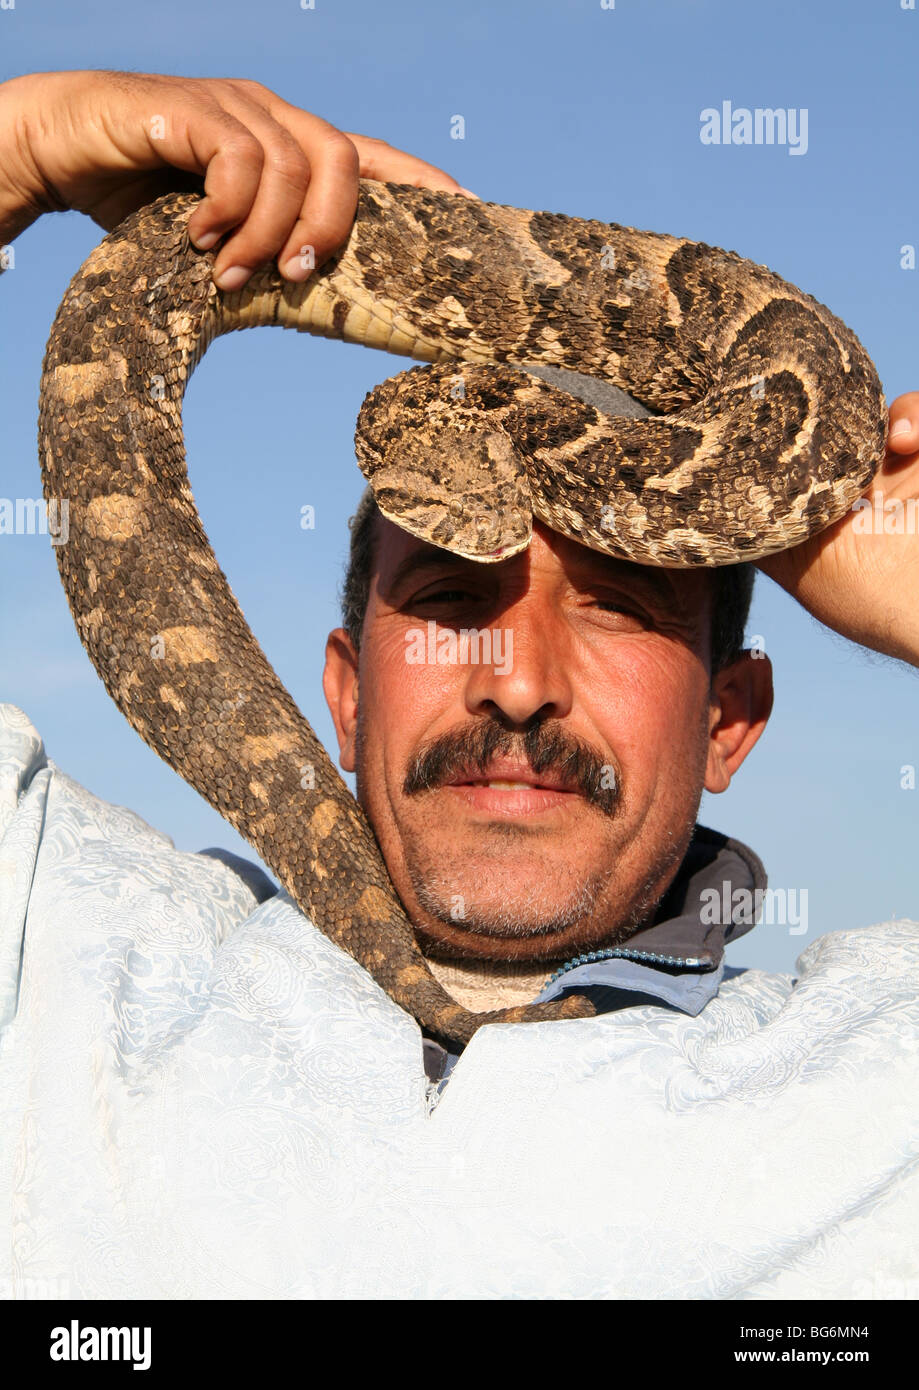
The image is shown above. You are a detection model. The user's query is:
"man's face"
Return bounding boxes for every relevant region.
[324,516,770,963]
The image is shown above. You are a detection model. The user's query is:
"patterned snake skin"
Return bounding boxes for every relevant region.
[37,182,887,1049]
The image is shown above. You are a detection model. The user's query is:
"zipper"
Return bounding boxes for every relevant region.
[546,945,709,985]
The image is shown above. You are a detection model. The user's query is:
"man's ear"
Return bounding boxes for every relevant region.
[322,628,360,773]
[705,650,774,794]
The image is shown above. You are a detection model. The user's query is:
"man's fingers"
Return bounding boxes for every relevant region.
[242,92,364,275]
[202,112,313,286]
[887,392,919,455]
[274,131,360,280]
[19,71,472,291]
[344,131,471,195]
[193,88,363,286]
[155,105,266,251]
[147,91,362,288]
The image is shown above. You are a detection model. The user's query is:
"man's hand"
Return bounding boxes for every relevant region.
[0,69,471,289]
[757,393,919,665]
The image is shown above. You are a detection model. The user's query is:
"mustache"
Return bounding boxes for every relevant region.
[402,719,621,816]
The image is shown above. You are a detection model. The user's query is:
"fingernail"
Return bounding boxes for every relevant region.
[192,229,219,250]
[214,265,251,291]
[458,187,481,200]
[889,418,913,439]
[281,257,312,282]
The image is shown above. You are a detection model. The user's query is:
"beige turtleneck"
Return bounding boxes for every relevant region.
[425,954,563,1011]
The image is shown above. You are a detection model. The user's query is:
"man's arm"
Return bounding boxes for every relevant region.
[0,69,473,286]
[757,394,919,666]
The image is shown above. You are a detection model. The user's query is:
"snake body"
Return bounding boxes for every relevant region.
[38,183,886,1049]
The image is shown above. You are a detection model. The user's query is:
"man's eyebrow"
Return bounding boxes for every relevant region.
[382,542,687,611]
[568,553,682,606]
[381,547,481,601]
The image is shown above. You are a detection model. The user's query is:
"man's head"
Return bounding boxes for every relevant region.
[324,488,772,963]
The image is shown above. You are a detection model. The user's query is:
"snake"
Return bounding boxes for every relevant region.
[38,182,887,1051]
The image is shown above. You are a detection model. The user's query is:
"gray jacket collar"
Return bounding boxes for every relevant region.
[591,823,767,972]
[529,824,766,1015]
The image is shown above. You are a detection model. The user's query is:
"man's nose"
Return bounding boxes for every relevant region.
[462,606,574,725]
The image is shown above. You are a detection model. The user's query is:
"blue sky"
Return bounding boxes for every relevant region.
[1,0,917,976]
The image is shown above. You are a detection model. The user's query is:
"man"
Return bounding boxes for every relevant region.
[1,69,918,1299]
[326,447,771,1080]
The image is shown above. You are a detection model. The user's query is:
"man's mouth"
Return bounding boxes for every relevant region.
[401,723,620,817]
[447,759,578,792]
[480,780,541,790]
[443,761,580,817]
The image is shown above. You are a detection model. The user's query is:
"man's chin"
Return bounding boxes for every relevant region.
[416,909,580,943]
[412,919,576,962]
[408,873,607,958]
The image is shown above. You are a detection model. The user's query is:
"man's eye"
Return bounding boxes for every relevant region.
[413,588,479,605]
[595,599,637,613]
[590,597,650,627]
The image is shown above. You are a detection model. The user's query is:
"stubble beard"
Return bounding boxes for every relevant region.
[403,819,690,957]
[354,707,698,962]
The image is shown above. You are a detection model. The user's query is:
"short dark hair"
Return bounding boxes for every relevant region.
[341,487,754,672]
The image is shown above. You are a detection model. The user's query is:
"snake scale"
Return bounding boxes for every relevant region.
[38,182,887,1050]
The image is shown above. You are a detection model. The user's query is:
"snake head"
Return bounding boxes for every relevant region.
[355,362,537,561]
